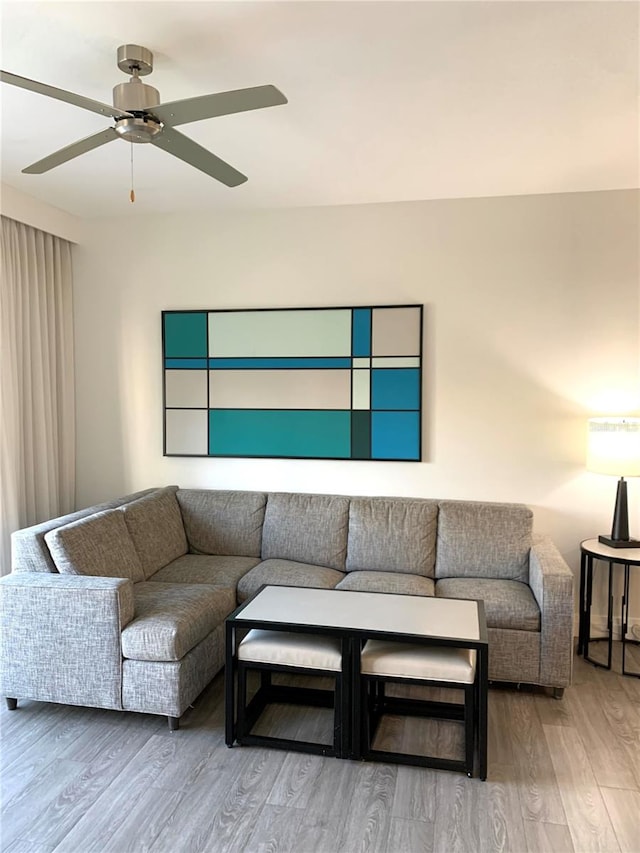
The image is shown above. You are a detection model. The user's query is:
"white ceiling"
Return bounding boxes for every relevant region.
[1,0,638,218]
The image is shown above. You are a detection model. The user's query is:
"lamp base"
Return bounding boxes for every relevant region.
[598,535,640,549]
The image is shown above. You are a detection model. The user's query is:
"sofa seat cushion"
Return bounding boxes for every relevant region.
[336,571,435,597]
[261,493,349,571]
[176,489,266,557]
[346,498,438,577]
[44,509,145,583]
[121,582,235,662]
[121,486,188,579]
[237,559,345,603]
[435,578,540,631]
[148,554,260,588]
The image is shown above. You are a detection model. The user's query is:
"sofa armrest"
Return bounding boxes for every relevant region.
[0,573,134,709]
[529,534,575,688]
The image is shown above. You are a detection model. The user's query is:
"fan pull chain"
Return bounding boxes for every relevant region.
[130,142,135,203]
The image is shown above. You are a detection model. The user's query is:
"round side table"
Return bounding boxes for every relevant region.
[579,539,640,678]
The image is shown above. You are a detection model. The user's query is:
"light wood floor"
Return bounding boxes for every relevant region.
[1,644,639,853]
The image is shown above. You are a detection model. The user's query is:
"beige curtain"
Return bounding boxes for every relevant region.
[0,216,75,575]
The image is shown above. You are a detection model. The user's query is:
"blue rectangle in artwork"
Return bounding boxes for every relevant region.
[165,358,209,369]
[371,411,420,460]
[208,357,352,369]
[352,309,372,357]
[371,368,420,410]
[209,410,351,458]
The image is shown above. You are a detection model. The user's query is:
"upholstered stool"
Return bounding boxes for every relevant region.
[236,629,349,757]
[359,639,478,776]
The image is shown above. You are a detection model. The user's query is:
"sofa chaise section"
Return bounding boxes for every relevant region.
[1,487,244,728]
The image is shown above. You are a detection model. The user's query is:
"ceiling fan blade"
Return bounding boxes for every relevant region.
[22,128,120,174]
[151,126,247,186]
[151,84,287,127]
[1,70,133,119]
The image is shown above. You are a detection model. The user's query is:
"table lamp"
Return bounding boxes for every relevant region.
[587,417,640,548]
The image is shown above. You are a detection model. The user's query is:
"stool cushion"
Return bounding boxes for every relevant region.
[361,639,476,683]
[238,629,342,671]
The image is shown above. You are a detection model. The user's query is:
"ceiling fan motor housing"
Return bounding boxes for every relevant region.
[112,46,161,142]
[113,78,160,113]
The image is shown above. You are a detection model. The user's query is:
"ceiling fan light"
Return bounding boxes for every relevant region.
[114,116,162,143]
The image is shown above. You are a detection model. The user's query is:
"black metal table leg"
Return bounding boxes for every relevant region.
[478,644,488,781]
[578,551,587,654]
[351,636,362,760]
[224,620,236,747]
[622,564,640,678]
[607,563,614,669]
[585,557,615,670]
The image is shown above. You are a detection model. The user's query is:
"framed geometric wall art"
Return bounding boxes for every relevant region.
[162,304,423,461]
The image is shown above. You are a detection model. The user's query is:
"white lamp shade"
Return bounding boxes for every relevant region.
[587,418,640,477]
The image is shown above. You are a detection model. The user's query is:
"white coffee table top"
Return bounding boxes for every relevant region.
[233,585,483,643]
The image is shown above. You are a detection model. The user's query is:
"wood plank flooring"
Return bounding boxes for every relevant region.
[1,645,639,853]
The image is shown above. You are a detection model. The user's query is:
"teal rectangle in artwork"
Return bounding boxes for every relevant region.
[164,312,208,358]
[209,410,351,458]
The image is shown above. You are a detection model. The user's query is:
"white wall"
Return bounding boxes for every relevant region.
[0,183,85,243]
[73,189,639,606]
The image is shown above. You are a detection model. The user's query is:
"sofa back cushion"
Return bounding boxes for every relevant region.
[11,487,158,574]
[176,489,266,558]
[346,498,438,576]
[121,486,188,579]
[435,501,532,582]
[44,509,145,582]
[262,493,349,571]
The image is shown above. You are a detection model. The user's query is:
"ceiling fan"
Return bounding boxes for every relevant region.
[0,44,287,187]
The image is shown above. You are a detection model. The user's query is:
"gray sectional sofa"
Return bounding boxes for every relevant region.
[0,486,574,729]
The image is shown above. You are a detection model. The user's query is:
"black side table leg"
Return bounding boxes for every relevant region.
[607,563,614,670]
[585,556,594,661]
[586,557,614,671]
[578,551,587,655]
[622,564,640,678]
